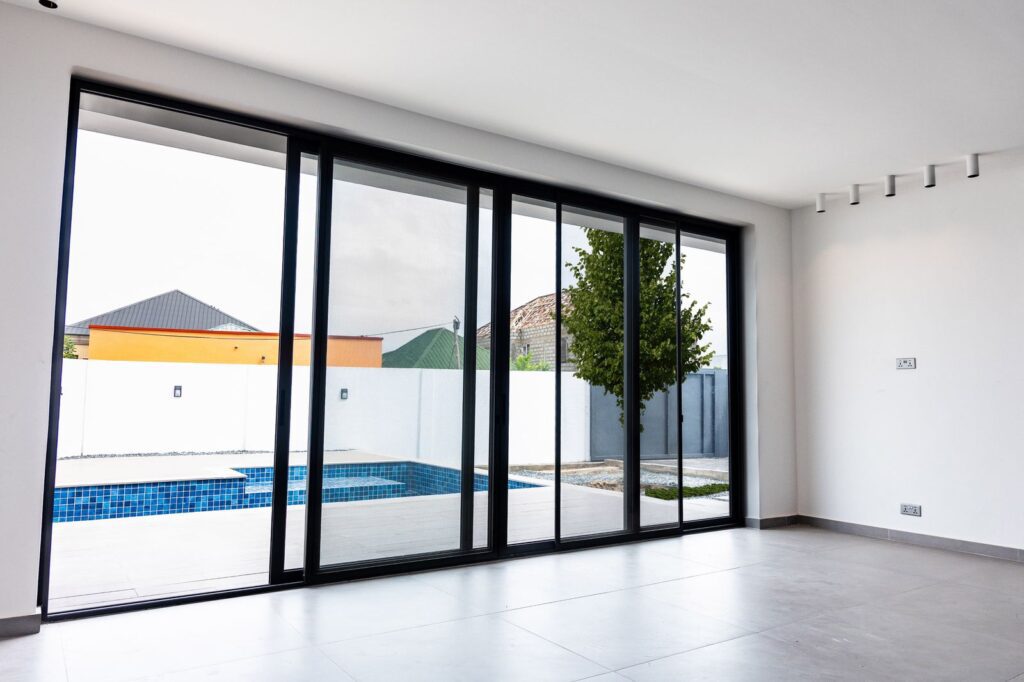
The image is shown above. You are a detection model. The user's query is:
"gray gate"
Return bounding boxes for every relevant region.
[588,368,729,460]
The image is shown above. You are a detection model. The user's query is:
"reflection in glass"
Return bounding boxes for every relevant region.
[678,232,731,523]
[51,94,288,611]
[504,196,558,544]
[559,207,626,539]
[637,224,683,528]
[319,160,472,566]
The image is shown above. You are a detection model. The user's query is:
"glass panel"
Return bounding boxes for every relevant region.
[473,188,494,549]
[50,94,288,611]
[283,152,319,570]
[639,224,681,528]
[679,232,731,523]
[319,160,472,566]
[506,196,557,544]
[559,206,627,539]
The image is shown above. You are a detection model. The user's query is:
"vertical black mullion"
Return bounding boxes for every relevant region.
[490,186,512,554]
[623,216,641,534]
[725,232,746,524]
[268,140,301,583]
[459,186,479,551]
[554,203,563,544]
[304,148,333,575]
[675,227,684,527]
[38,84,81,614]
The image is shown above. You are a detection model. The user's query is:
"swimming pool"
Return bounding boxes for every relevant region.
[52,461,539,523]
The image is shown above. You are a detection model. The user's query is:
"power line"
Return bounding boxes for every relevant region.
[362,321,452,337]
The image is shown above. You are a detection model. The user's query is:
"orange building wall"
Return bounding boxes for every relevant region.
[87,326,382,367]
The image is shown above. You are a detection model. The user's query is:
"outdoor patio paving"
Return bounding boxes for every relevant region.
[48,454,729,612]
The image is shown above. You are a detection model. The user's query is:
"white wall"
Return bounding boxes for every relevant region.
[0,3,795,620]
[58,362,587,467]
[792,150,1024,550]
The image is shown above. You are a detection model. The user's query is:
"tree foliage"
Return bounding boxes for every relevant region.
[562,229,713,422]
[510,352,550,371]
[62,335,79,360]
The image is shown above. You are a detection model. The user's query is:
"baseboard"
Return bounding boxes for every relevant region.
[796,515,1024,563]
[0,613,41,638]
[745,515,798,529]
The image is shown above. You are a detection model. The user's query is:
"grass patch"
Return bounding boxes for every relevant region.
[644,483,729,500]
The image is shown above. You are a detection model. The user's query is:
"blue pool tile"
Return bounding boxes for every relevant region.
[52,461,538,522]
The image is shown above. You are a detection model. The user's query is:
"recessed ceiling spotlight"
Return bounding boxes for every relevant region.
[39,0,58,8]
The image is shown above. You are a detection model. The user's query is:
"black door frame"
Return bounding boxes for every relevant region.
[38,77,746,621]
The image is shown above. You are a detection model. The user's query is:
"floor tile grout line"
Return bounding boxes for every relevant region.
[58,600,317,682]
[314,641,362,681]
[607,629,766,675]
[810,542,1022,584]
[103,642,317,682]
[497,615,614,673]
[498,602,765,675]
[56,622,72,682]
[307,566,737,648]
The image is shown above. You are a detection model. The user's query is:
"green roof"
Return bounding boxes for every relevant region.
[382,328,490,370]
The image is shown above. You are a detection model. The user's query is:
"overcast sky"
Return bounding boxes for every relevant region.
[68,130,727,356]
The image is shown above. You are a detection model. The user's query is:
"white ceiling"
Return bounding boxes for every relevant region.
[12,0,1024,207]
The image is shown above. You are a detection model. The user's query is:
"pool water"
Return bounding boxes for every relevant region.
[52,461,538,523]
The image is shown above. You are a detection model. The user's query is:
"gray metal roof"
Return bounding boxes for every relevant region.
[65,290,258,336]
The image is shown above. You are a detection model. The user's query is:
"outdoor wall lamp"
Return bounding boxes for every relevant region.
[340,388,349,400]
[173,385,182,398]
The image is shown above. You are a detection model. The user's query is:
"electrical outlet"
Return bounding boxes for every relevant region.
[900,503,922,517]
[897,358,916,370]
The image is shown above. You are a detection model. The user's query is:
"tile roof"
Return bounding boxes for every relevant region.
[477,291,570,341]
[65,290,258,336]
[382,328,490,369]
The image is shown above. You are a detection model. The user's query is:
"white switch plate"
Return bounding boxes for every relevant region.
[897,358,916,370]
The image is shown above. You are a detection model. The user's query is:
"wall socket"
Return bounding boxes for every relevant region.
[900,503,922,517]
[897,358,916,370]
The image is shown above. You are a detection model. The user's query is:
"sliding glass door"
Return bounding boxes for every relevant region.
[44,80,744,618]
[47,92,292,612]
[307,156,488,569]
[497,195,739,547]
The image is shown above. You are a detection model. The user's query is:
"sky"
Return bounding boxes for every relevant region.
[67,129,727,357]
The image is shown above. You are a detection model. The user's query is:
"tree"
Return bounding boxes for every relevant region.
[562,229,712,424]
[510,352,550,371]
[62,335,79,359]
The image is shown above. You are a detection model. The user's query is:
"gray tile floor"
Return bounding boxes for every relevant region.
[6,524,1024,681]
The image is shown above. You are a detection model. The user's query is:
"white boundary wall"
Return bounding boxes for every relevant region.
[58,360,591,467]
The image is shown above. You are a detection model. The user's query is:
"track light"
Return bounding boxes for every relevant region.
[816,193,826,214]
[924,165,936,188]
[967,153,979,178]
[884,175,896,197]
[849,184,860,206]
